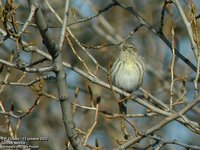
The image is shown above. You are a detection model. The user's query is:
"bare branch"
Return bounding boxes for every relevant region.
[26,0,85,149]
[114,98,200,149]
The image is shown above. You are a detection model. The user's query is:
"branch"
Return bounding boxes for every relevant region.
[114,98,200,149]
[150,135,200,150]
[26,0,85,149]
[66,1,117,27]
[17,4,37,36]
[0,58,53,73]
[172,0,198,60]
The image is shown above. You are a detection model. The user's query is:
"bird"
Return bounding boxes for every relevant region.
[111,42,145,114]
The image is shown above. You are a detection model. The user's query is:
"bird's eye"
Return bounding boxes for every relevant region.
[126,46,133,50]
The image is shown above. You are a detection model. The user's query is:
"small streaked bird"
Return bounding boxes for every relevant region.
[111,42,145,114]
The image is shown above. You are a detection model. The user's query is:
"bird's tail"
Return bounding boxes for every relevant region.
[119,94,127,114]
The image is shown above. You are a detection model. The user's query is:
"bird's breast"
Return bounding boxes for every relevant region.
[114,60,141,91]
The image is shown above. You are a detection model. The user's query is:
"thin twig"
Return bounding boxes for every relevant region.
[0,53,13,93]
[0,58,53,73]
[149,135,200,150]
[18,4,37,36]
[58,0,69,49]
[0,101,14,137]
[170,27,175,110]
[83,99,99,145]
[66,36,92,74]
[67,1,117,27]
